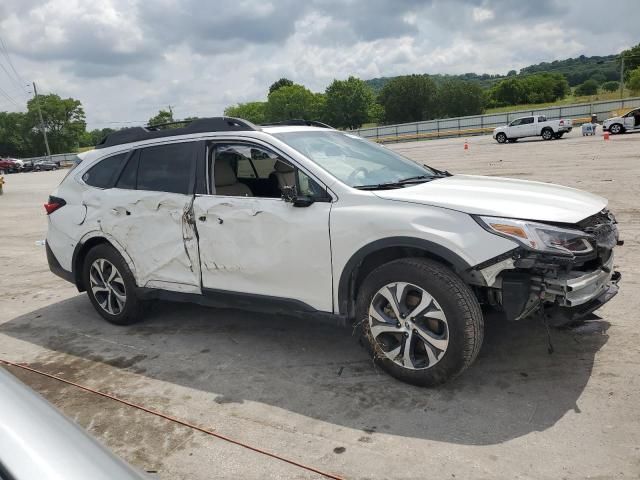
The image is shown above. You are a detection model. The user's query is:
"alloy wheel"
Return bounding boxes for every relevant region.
[89,258,127,315]
[368,282,449,370]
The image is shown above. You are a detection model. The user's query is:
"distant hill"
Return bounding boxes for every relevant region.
[364,53,621,93]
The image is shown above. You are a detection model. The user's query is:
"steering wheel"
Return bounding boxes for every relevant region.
[346,166,369,185]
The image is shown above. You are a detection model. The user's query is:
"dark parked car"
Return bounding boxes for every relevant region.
[33,160,60,171]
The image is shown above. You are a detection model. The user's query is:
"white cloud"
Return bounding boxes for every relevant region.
[472,7,494,22]
[0,0,637,129]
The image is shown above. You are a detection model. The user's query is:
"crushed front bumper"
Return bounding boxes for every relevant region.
[541,255,618,307]
[537,254,621,323]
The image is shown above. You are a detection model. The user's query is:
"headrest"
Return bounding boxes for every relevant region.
[274,160,294,173]
[214,159,237,186]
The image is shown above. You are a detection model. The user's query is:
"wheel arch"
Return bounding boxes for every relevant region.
[72,232,137,292]
[337,237,477,318]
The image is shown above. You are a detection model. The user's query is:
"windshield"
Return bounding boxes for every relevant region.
[273,130,436,188]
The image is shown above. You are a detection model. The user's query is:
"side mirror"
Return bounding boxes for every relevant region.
[281,185,314,207]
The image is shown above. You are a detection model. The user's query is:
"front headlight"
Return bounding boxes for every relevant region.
[476,216,594,256]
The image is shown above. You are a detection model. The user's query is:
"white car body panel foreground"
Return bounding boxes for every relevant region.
[0,367,145,480]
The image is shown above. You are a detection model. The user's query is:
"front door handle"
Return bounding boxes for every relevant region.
[111,208,131,216]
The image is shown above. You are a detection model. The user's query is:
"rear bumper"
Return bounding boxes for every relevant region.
[46,241,74,284]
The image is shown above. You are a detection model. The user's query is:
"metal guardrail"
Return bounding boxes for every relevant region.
[19,152,78,164]
[351,96,640,143]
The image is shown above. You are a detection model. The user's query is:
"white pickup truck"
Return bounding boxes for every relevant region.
[493,115,573,143]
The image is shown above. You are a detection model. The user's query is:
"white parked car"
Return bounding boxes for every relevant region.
[602,107,640,134]
[493,115,573,143]
[46,118,621,386]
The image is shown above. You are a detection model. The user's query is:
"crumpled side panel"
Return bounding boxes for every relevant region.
[82,189,201,291]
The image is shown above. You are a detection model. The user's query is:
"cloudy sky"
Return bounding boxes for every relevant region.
[0,0,638,129]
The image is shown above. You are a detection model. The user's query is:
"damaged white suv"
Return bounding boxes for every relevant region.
[46,118,622,386]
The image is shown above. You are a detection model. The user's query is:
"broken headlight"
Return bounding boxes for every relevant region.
[476,216,594,256]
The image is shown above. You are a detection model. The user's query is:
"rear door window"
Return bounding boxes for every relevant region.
[136,143,196,195]
[82,153,128,188]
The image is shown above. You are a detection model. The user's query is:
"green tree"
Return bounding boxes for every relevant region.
[378,75,437,123]
[266,84,317,121]
[575,79,599,96]
[324,76,374,129]
[437,79,485,117]
[490,77,526,105]
[0,111,31,157]
[367,103,384,124]
[26,94,86,154]
[621,43,640,79]
[490,73,569,106]
[268,78,294,95]
[627,67,640,95]
[79,127,116,147]
[601,81,620,92]
[148,109,174,126]
[224,102,268,124]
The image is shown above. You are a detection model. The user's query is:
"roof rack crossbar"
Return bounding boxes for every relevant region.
[95,117,258,149]
[260,119,334,129]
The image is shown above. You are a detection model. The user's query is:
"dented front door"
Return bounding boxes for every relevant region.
[192,196,333,312]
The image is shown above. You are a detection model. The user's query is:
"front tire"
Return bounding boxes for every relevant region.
[542,128,554,140]
[609,123,623,135]
[82,244,143,325]
[495,132,507,144]
[356,258,484,387]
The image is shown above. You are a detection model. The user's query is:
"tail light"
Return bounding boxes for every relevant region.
[44,196,66,215]
[559,120,564,126]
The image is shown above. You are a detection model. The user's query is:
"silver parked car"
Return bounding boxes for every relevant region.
[0,367,146,480]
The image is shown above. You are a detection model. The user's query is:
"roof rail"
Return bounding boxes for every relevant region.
[260,119,334,129]
[95,117,258,149]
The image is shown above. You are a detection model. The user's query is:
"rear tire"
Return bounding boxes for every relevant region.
[82,244,143,325]
[356,258,484,387]
[542,128,554,140]
[496,133,507,144]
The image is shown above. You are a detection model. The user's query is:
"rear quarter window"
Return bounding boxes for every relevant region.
[82,153,128,189]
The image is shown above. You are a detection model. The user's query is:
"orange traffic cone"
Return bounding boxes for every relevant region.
[464,141,469,150]
[604,132,610,141]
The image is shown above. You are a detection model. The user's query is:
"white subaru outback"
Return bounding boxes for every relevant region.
[45,118,622,386]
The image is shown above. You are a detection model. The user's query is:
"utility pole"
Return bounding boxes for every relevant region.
[32,82,51,159]
[167,105,174,120]
[619,56,625,100]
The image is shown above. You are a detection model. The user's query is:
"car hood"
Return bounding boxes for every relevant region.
[373,175,607,224]
[604,116,623,124]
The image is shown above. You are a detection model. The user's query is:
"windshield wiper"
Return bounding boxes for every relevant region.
[354,177,433,190]
[396,174,434,183]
